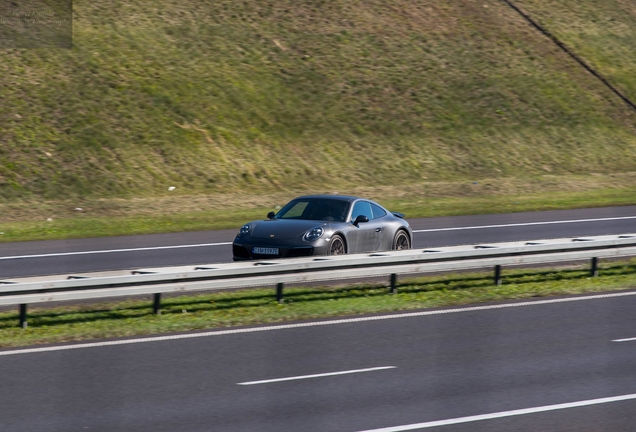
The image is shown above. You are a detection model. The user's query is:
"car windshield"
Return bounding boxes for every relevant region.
[276,199,350,222]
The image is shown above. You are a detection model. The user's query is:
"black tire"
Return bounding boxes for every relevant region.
[392,230,411,251]
[328,235,346,255]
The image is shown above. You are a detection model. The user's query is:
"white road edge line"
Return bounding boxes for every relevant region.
[354,393,636,432]
[612,337,636,342]
[0,242,233,260]
[237,366,396,385]
[412,215,636,233]
[1,290,635,357]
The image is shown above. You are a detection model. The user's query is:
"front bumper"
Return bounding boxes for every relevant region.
[232,236,334,260]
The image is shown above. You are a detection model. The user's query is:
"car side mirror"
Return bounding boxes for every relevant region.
[354,215,369,225]
[267,211,276,219]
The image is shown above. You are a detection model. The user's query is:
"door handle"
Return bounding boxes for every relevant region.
[375,228,382,232]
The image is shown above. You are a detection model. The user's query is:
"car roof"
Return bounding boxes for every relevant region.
[293,194,362,202]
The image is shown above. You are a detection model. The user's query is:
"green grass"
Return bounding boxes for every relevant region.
[517,0,636,100]
[1,0,636,205]
[2,259,636,348]
[0,183,635,242]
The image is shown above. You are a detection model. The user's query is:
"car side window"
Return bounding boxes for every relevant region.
[370,203,387,219]
[351,201,373,222]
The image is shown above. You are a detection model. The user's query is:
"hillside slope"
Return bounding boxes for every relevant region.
[517,0,636,101]
[1,0,635,201]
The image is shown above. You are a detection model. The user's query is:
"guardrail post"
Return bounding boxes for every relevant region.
[494,265,502,286]
[276,283,284,304]
[153,293,162,315]
[390,274,398,294]
[19,304,27,329]
[591,257,599,277]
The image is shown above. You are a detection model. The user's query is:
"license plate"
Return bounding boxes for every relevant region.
[252,247,279,255]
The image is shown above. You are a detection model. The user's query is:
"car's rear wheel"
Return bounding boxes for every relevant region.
[392,230,411,251]
[329,235,346,255]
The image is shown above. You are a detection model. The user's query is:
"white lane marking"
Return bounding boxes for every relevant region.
[412,215,636,233]
[0,242,233,260]
[3,215,635,259]
[354,393,636,431]
[237,366,396,386]
[1,290,635,357]
[612,337,636,342]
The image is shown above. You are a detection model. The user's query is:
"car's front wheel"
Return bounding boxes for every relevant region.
[328,235,346,255]
[392,230,411,251]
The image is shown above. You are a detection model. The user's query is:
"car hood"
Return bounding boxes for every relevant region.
[250,219,328,240]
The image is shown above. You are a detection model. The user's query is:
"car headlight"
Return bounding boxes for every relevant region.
[303,226,324,242]
[237,224,251,238]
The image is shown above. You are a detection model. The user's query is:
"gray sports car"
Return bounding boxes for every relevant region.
[232,195,412,260]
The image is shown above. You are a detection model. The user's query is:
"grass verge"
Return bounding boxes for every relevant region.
[2,259,635,348]
[1,176,636,242]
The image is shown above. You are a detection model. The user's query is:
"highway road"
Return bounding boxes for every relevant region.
[1,206,636,431]
[1,289,636,431]
[1,205,636,279]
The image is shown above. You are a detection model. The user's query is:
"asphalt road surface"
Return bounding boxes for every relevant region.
[1,205,636,279]
[1,290,636,431]
[1,206,636,431]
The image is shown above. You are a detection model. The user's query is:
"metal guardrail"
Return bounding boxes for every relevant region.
[2,233,636,328]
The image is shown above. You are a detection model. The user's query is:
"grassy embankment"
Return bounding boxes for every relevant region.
[1,259,636,348]
[1,0,636,241]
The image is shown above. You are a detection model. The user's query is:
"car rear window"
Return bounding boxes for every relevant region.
[371,203,387,219]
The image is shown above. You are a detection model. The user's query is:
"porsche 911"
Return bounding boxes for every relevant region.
[232,195,412,260]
